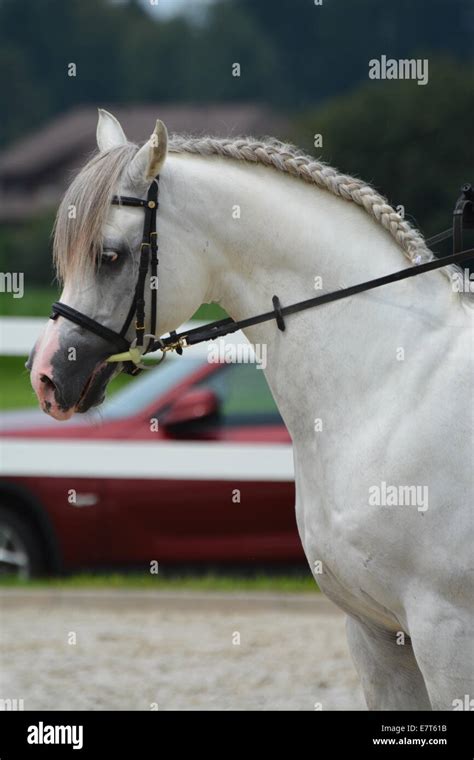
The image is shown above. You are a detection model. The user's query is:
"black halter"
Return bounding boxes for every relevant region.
[50,181,474,375]
[51,179,160,375]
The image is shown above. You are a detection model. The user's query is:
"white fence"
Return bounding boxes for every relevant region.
[0,317,249,360]
[0,318,289,481]
[0,317,46,356]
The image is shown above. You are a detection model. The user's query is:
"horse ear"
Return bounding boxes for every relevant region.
[96,109,127,152]
[128,120,168,185]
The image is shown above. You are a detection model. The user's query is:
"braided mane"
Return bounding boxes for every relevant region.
[169,136,454,282]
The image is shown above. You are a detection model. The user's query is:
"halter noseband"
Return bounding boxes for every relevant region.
[50,178,162,375]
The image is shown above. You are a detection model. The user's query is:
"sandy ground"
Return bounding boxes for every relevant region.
[0,589,365,711]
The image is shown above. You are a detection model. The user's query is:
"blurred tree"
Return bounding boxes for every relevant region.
[188,1,277,102]
[0,213,55,292]
[0,0,472,147]
[0,0,132,145]
[239,0,474,106]
[292,58,474,238]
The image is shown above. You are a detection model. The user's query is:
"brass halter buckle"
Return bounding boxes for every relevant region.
[106,336,166,370]
[160,337,188,353]
[106,335,188,369]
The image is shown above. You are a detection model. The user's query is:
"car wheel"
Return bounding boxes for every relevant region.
[0,507,45,579]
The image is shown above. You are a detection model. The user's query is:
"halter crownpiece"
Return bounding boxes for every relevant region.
[50,181,474,377]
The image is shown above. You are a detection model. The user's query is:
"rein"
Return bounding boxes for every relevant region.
[50,180,474,373]
[159,246,474,353]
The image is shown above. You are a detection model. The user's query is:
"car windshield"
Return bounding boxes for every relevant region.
[101,357,205,420]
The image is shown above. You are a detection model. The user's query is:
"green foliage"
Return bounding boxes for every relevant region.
[0,214,56,293]
[293,58,474,237]
[0,355,134,409]
[240,0,473,106]
[0,0,472,148]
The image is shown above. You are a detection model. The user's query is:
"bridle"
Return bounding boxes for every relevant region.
[50,180,474,376]
[51,179,161,375]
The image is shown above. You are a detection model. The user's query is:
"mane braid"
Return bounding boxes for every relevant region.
[168,135,455,283]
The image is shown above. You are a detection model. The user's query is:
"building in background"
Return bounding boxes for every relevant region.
[0,104,289,222]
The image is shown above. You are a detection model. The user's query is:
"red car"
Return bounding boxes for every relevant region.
[0,353,300,576]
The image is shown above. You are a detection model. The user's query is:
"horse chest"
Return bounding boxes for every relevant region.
[297,511,402,630]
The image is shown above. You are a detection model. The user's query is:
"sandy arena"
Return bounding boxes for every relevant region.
[0,589,365,710]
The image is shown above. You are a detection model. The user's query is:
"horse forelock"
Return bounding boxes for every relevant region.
[53,143,138,283]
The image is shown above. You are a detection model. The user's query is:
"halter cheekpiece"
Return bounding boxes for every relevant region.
[51,179,162,375]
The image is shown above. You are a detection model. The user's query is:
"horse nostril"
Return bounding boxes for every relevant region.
[39,374,56,392]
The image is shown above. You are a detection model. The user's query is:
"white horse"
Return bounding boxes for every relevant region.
[29,110,473,710]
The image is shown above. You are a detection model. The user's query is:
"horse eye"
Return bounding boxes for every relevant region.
[101,250,119,264]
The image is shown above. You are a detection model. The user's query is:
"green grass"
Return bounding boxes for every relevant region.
[0,571,317,593]
[0,355,133,410]
[0,356,36,409]
[193,303,227,321]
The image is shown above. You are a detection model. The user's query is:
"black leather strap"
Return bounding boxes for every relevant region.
[272,295,286,332]
[111,196,148,208]
[134,181,158,347]
[158,246,474,351]
[50,302,130,352]
[119,298,138,339]
[453,184,474,260]
[148,184,159,352]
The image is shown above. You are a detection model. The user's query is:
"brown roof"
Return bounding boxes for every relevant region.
[0,104,289,178]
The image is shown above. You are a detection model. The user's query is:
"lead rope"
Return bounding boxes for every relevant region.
[156,245,474,353]
[155,186,474,355]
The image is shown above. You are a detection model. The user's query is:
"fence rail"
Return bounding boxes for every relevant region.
[0,318,243,359]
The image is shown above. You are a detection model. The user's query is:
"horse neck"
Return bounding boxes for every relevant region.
[167,153,458,435]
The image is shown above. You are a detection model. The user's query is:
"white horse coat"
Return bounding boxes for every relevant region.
[30,111,473,710]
